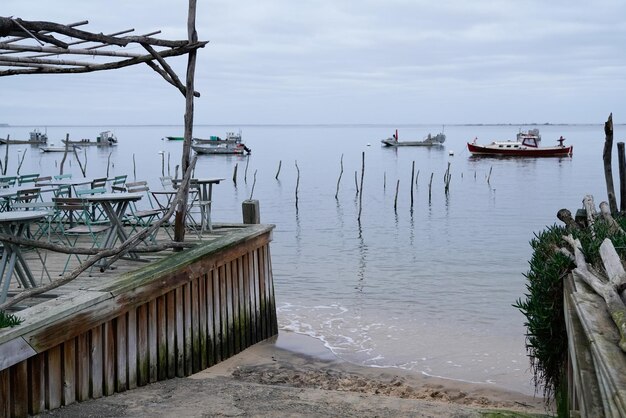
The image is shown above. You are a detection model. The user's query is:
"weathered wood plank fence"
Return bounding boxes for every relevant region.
[0,224,277,417]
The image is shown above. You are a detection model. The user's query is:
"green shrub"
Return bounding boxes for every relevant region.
[0,310,23,328]
[514,224,573,404]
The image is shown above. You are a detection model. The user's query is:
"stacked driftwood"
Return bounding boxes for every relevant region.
[556,113,626,416]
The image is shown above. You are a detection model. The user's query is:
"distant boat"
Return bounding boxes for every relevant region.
[40,143,81,153]
[192,130,251,155]
[467,135,572,157]
[0,129,48,145]
[381,129,446,147]
[193,131,243,145]
[63,130,118,146]
[165,136,184,141]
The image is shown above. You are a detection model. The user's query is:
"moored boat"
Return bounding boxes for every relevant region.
[381,129,446,147]
[165,136,184,141]
[191,130,251,155]
[192,142,251,155]
[63,130,118,146]
[467,135,572,157]
[0,129,48,145]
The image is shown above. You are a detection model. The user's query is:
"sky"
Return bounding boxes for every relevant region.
[2,0,626,125]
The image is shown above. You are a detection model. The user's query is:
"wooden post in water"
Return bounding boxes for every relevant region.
[232,163,238,184]
[295,160,300,209]
[383,172,386,191]
[59,134,70,176]
[487,166,493,184]
[106,152,112,177]
[604,113,618,214]
[428,172,434,200]
[335,154,343,199]
[132,154,137,181]
[249,170,257,200]
[275,160,281,180]
[354,171,359,195]
[358,151,364,220]
[618,142,626,212]
[410,161,415,209]
[244,154,249,184]
[16,148,26,175]
[394,179,400,211]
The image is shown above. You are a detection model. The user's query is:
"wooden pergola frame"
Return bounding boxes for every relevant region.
[0,3,202,242]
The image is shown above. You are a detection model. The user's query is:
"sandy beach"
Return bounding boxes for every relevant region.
[38,332,550,417]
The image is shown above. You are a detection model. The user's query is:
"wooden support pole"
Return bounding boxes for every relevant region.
[618,142,626,212]
[232,163,238,185]
[604,113,618,214]
[295,160,300,209]
[394,179,400,211]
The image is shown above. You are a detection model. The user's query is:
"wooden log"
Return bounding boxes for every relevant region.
[564,235,626,351]
[618,142,626,212]
[583,195,597,234]
[604,113,618,213]
[557,208,580,230]
[600,201,624,235]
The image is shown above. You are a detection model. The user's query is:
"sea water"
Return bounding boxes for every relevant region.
[0,123,610,395]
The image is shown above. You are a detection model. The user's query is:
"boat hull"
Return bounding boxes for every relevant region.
[381,139,444,147]
[192,144,247,155]
[467,142,573,157]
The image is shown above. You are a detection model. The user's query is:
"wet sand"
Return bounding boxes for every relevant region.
[38,332,551,417]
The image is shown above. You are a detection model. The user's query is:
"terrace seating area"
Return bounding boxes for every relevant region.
[0,173,224,306]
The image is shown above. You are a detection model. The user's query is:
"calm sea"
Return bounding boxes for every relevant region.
[0,124,611,395]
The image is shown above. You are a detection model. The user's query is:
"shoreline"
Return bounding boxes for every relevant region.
[40,331,550,417]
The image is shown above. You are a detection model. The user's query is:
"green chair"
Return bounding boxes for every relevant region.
[111,175,128,192]
[51,197,110,276]
[18,173,40,186]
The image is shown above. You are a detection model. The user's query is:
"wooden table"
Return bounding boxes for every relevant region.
[172,177,224,232]
[0,210,49,303]
[84,192,143,270]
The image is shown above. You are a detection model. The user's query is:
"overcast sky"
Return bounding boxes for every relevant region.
[2,0,626,125]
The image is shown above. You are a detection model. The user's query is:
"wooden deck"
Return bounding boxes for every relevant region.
[4,225,226,312]
[0,222,278,417]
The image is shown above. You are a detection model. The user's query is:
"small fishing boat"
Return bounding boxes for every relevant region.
[165,136,184,141]
[63,130,118,146]
[191,130,251,155]
[467,135,573,157]
[0,129,48,145]
[381,129,445,147]
[192,142,251,155]
[193,131,243,145]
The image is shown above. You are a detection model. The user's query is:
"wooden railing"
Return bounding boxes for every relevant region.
[0,224,277,417]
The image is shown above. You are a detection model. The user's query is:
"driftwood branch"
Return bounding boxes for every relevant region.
[603,113,618,214]
[563,234,626,352]
[557,208,580,230]
[0,156,197,311]
[599,201,624,235]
